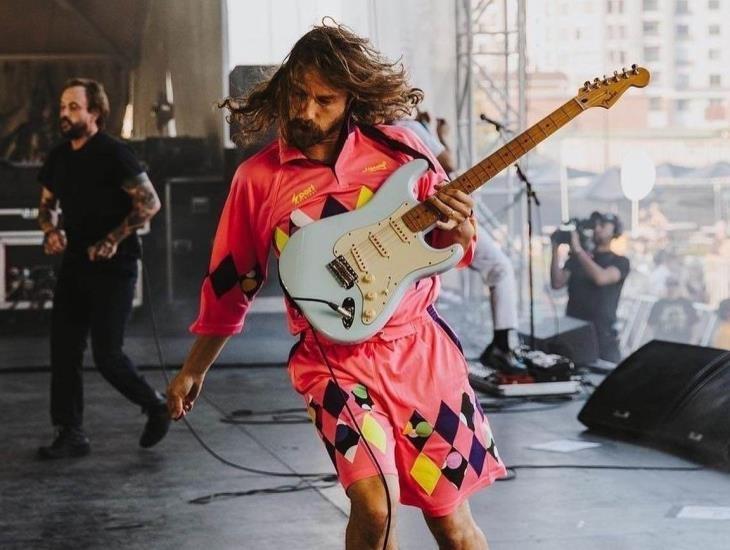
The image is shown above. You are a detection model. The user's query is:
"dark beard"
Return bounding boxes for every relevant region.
[59,118,87,139]
[286,117,342,150]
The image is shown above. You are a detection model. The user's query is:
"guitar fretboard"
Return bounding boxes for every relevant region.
[401,98,584,232]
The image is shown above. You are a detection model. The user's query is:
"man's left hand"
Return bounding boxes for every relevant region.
[569,230,583,253]
[429,184,476,250]
[88,237,118,261]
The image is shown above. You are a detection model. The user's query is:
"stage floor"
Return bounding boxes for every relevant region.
[3,359,730,549]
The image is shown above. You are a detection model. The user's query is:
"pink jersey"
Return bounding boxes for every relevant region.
[190,124,475,337]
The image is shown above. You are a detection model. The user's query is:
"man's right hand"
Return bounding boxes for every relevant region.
[167,372,205,420]
[43,228,67,255]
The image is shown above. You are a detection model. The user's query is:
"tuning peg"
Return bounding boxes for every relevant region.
[621,67,629,78]
[593,77,601,87]
[613,70,620,82]
[631,63,639,74]
[602,75,609,85]
[583,80,591,91]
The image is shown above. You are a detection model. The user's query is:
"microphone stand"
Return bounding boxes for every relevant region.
[515,164,540,350]
[480,114,540,350]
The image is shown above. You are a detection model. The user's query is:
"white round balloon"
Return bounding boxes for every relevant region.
[620,150,656,201]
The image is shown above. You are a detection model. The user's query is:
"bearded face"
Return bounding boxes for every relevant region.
[285,69,349,151]
[286,113,345,150]
[59,86,98,140]
[59,117,89,139]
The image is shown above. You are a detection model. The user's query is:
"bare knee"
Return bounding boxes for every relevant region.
[347,475,399,548]
[425,503,488,550]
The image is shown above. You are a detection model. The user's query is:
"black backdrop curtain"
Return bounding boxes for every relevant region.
[0,59,128,163]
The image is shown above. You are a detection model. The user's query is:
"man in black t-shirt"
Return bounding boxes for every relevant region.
[36,78,169,459]
[646,276,698,344]
[550,212,630,362]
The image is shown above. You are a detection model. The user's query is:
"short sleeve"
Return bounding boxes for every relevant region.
[114,142,145,182]
[615,256,630,281]
[189,166,272,336]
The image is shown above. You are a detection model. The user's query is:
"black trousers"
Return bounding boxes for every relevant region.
[595,326,622,363]
[50,254,160,428]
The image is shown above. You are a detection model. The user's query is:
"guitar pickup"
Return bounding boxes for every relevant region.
[368,232,389,257]
[350,245,368,273]
[326,255,358,289]
[389,218,411,243]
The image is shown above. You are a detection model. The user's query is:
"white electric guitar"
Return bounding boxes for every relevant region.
[279,65,650,344]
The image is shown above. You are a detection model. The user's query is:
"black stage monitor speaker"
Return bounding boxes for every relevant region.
[519,316,599,366]
[579,340,730,466]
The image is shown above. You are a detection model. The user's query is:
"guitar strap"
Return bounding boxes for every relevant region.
[357,124,438,174]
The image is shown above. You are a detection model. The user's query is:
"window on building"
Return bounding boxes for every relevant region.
[675,73,690,89]
[676,99,689,112]
[643,21,659,35]
[675,47,691,65]
[708,0,720,9]
[709,49,721,60]
[607,0,624,13]
[675,0,690,14]
[709,24,721,35]
[710,74,722,87]
[643,0,659,10]
[676,24,690,39]
[644,46,660,61]
[649,97,662,111]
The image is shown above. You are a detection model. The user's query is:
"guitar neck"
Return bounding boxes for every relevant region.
[401,98,585,232]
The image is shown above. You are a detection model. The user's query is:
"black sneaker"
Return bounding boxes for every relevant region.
[139,401,171,449]
[38,427,91,459]
[479,343,529,375]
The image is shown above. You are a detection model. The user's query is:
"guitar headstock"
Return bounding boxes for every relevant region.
[575,64,650,110]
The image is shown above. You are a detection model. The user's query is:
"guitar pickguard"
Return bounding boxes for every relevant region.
[333,202,454,325]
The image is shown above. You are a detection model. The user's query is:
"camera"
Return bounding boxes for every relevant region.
[552,216,596,248]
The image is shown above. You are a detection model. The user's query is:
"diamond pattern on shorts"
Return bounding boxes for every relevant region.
[335,422,360,463]
[208,254,239,297]
[468,434,487,476]
[323,438,337,471]
[459,392,475,430]
[434,402,460,444]
[322,380,349,418]
[361,413,386,453]
[352,384,374,410]
[442,448,468,489]
[486,438,499,462]
[410,453,441,496]
[403,410,433,451]
[306,397,323,431]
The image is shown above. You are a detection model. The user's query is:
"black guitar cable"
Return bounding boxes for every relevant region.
[308,328,393,550]
[141,259,338,484]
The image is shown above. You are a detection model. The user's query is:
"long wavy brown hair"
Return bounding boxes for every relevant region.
[220,19,424,146]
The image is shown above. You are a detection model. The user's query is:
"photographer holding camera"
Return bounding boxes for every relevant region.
[550,212,630,363]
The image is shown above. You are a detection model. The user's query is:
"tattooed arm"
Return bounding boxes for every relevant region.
[39,186,67,255]
[87,173,161,261]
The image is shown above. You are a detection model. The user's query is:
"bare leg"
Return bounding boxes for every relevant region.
[423,501,488,550]
[346,474,400,550]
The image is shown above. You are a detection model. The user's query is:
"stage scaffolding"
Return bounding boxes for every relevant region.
[454,0,530,315]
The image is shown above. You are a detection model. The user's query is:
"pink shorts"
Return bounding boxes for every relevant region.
[288,313,507,517]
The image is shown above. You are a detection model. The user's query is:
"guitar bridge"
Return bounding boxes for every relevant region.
[326,255,358,289]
